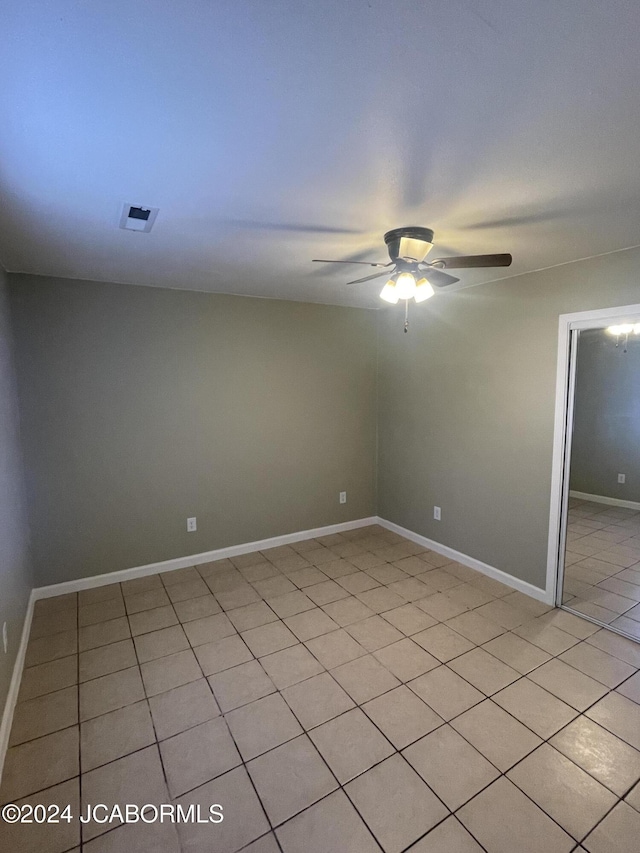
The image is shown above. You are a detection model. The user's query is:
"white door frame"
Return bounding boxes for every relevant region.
[546,302,640,605]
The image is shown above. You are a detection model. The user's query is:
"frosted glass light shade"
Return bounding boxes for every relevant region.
[395,272,416,299]
[414,279,435,302]
[380,281,399,303]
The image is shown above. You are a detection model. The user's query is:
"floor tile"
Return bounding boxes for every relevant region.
[182,612,235,646]
[373,638,439,681]
[79,638,137,681]
[408,665,484,720]
[80,700,155,770]
[0,778,80,853]
[408,816,484,852]
[474,598,532,629]
[10,686,78,745]
[447,583,494,609]
[284,608,338,641]
[81,746,169,841]
[165,577,210,603]
[528,658,609,710]
[194,634,253,676]
[415,593,466,622]
[331,654,400,704]
[482,632,551,674]
[226,601,278,632]
[161,566,201,586]
[305,628,366,669]
[18,655,78,702]
[513,619,580,655]
[276,789,379,853]
[173,594,221,623]
[582,801,640,853]
[457,777,574,853]
[446,610,504,644]
[451,699,542,771]
[586,629,640,667]
[241,621,298,656]
[507,743,617,841]
[404,724,499,810]
[140,649,202,696]
[160,716,241,797]
[362,685,443,749]
[336,571,381,594]
[345,753,448,853]
[559,642,636,688]
[322,596,375,626]
[253,576,297,599]
[381,603,436,636]
[286,566,328,588]
[238,832,280,853]
[355,587,405,613]
[121,574,163,596]
[267,590,315,618]
[79,617,131,651]
[176,765,269,853]
[306,579,350,605]
[617,670,640,704]
[386,577,432,602]
[225,693,303,760]
[148,678,219,740]
[79,666,144,721]
[0,726,79,804]
[80,597,126,626]
[25,629,77,667]
[537,608,601,639]
[123,588,169,616]
[412,623,475,662]
[550,715,640,796]
[30,608,77,640]
[281,671,355,729]
[493,677,578,737]
[627,780,640,811]
[346,615,404,651]
[586,691,640,749]
[82,819,180,853]
[208,659,276,712]
[133,625,189,663]
[309,707,396,783]
[448,648,520,695]
[248,734,337,826]
[128,605,178,636]
[260,643,323,688]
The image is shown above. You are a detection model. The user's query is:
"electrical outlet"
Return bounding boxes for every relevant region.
[339,491,347,504]
[187,517,197,532]
[2,622,7,655]
[433,506,441,521]
[618,473,626,484]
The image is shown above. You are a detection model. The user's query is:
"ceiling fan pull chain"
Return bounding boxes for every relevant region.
[404,299,409,333]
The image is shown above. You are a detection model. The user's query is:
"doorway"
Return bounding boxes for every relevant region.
[548,304,640,641]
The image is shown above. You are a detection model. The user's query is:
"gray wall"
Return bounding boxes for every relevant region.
[9,275,377,586]
[377,246,640,590]
[0,268,32,715]
[570,328,640,503]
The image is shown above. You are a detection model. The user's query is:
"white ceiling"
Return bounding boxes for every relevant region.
[2,1,640,308]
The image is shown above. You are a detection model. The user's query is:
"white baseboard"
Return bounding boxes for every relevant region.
[33,517,379,600]
[569,490,640,512]
[0,590,35,785]
[377,518,552,604]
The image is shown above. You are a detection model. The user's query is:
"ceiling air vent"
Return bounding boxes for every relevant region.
[119,204,159,232]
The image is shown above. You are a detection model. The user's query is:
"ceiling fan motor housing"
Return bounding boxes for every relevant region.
[384,226,434,263]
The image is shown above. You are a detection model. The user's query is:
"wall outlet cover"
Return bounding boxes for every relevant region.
[618,473,626,484]
[2,621,7,654]
[433,506,441,521]
[339,491,347,504]
[187,517,197,532]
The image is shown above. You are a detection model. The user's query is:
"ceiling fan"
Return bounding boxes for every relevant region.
[313,226,512,330]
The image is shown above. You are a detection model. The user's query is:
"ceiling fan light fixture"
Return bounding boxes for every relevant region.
[395,272,416,300]
[380,281,399,303]
[414,279,435,302]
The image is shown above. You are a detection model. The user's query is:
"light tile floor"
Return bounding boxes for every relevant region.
[563,498,640,639]
[2,524,640,852]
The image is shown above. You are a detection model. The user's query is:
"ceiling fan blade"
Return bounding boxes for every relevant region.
[312,259,391,267]
[429,253,512,269]
[346,270,392,286]
[421,268,460,288]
